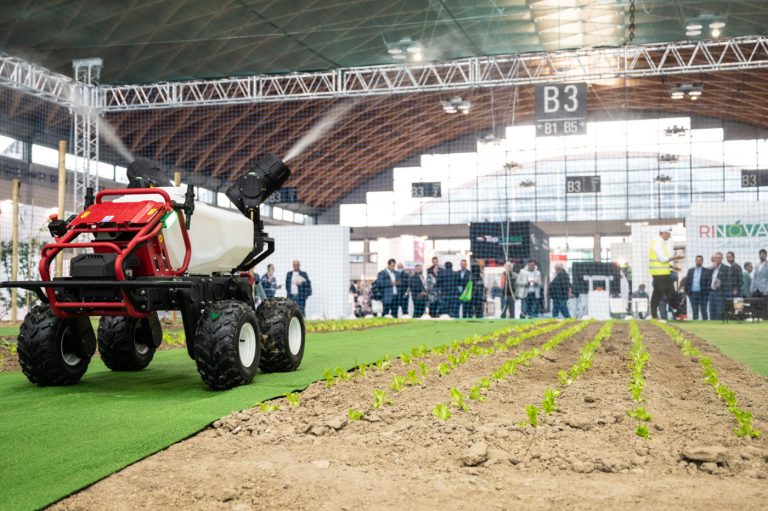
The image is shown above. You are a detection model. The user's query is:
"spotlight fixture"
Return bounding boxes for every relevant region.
[658,154,679,163]
[519,179,536,188]
[684,15,726,38]
[386,37,423,62]
[503,161,522,171]
[441,96,471,114]
[664,125,688,136]
[670,83,703,101]
[654,174,673,183]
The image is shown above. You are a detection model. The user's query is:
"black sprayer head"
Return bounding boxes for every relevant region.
[226,154,291,216]
[126,157,172,188]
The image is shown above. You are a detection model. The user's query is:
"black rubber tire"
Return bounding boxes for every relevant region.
[97,316,156,371]
[256,297,305,373]
[194,301,260,390]
[17,305,90,386]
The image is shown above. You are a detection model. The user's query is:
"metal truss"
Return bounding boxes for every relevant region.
[71,58,102,213]
[99,36,768,111]
[0,52,77,107]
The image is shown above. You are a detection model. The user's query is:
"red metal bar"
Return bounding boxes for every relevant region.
[95,187,171,204]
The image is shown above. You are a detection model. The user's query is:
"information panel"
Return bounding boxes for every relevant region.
[411,182,442,198]
[741,169,768,188]
[267,187,299,204]
[566,176,601,194]
[535,83,587,137]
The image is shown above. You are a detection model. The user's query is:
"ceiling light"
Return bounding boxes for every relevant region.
[686,30,701,37]
[387,47,403,56]
[709,21,726,30]
[441,97,471,114]
[686,22,703,31]
[670,92,685,99]
[711,27,721,38]
[406,44,422,54]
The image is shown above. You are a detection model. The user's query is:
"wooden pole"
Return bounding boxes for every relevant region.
[10,178,20,322]
[26,199,34,310]
[172,171,181,325]
[56,140,66,277]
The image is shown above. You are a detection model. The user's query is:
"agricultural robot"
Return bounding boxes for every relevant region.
[0,154,305,390]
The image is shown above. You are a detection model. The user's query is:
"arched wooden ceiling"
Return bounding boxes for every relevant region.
[106,68,768,209]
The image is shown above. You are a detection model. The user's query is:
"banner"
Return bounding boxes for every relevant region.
[686,202,768,267]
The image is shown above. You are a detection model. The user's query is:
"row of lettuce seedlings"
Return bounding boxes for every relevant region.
[654,321,761,439]
[432,320,597,420]
[627,320,652,438]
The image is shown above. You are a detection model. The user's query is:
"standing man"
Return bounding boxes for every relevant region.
[457,259,470,318]
[438,261,459,317]
[684,255,712,320]
[725,251,743,298]
[427,256,441,317]
[548,263,571,319]
[261,263,279,299]
[375,258,400,317]
[648,228,684,320]
[741,262,753,299]
[500,262,517,318]
[751,249,768,297]
[709,252,727,321]
[409,264,429,317]
[516,259,542,318]
[395,262,409,316]
[286,260,312,315]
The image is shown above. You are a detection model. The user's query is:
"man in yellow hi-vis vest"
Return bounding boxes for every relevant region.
[649,227,684,319]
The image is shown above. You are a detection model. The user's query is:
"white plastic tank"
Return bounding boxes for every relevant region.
[114,187,254,274]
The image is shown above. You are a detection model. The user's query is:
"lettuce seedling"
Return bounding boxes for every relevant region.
[450,388,468,411]
[334,367,352,382]
[468,385,485,402]
[542,388,560,414]
[285,392,300,407]
[447,354,460,368]
[479,377,492,390]
[323,368,335,388]
[347,408,364,421]
[557,370,571,386]
[405,369,422,386]
[437,363,451,377]
[521,404,540,428]
[258,402,279,413]
[635,424,650,439]
[390,375,405,392]
[357,364,367,378]
[372,389,393,409]
[432,403,452,420]
[400,353,413,365]
[418,361,430,377]
[627,406,652,422]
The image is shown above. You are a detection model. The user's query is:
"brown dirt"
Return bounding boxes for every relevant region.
[0,344,20,372]
[50,321,768,510]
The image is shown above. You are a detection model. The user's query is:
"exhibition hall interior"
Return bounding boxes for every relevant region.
[0,2,767,510]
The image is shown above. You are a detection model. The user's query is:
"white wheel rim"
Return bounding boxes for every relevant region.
[60,327,81,367]
[288,316,302,356]
[238,322,257,367]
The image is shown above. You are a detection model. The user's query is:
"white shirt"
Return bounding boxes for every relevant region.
[387,269,398,295]
[291,271,303,296]
[711,265,721,290]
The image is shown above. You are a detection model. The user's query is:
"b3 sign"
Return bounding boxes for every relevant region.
[535,83,587,137]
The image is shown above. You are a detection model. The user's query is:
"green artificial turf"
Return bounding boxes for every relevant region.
[0,319,518,511]
[677,321,768,377]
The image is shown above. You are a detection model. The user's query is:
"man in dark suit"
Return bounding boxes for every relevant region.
[709,252,727,320]
[684,255,712,320]
[548,263,571,318]
[395,262,409,316]
[409,264,428,317]
[285,260,312,315]
[375,258,401,317]
[438,261,459,317]
[726,251,743,298]
[427,256,441,317]
[456,259,471,318]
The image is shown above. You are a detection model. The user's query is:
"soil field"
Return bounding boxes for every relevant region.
[50,321,768,511]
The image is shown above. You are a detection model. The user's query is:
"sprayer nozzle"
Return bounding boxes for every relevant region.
[226,154,291,215]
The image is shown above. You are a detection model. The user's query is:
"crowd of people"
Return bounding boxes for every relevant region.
[350,257,574,320]
[645,227,767,321]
